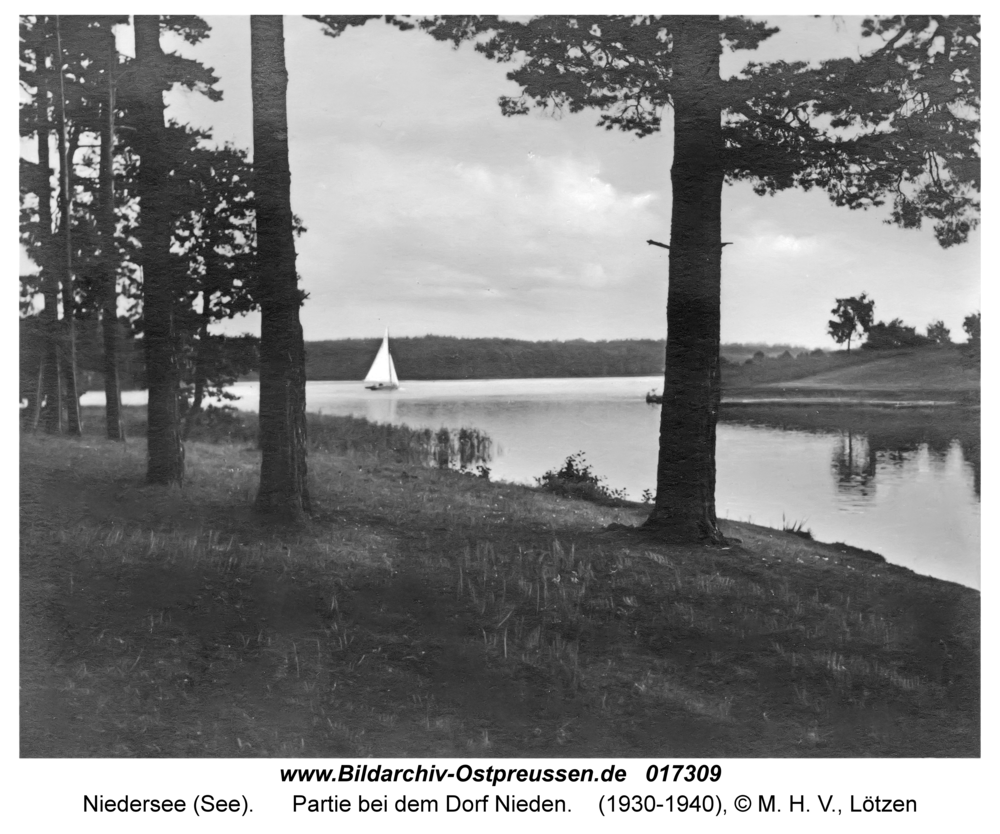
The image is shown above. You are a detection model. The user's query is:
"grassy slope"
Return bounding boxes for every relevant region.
[20,419,979,758]
[724,346,979,399]
[765,347,978,391]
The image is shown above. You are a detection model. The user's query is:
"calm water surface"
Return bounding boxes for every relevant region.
[87,377,980,588]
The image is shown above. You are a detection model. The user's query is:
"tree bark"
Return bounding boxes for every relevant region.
[251,15,310,520]
[35,32,63,435]
[55,109,82,436]
[643,17,727,543]
[134,15,184,483]
[181,299,210,441]
[98,24,124,441]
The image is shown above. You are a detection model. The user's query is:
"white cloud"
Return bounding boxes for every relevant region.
[747,233,820,255]
[173,16,977,344]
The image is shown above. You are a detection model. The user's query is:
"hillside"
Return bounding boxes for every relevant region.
[761,346,979,393]
[721,346,979,399]
[21,413,980,757]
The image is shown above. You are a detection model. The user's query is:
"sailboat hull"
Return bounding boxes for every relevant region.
[365,383,399,391]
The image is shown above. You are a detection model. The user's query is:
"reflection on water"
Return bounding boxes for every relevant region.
[83,379,979,589]
[430,427,493,472]
[833,431,980,506]
[834,433,878,498]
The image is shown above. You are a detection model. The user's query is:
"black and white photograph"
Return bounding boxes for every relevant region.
[18,9,982,799]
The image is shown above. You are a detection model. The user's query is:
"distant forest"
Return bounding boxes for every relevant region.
[17,319,811,391]
[304,336,810,381]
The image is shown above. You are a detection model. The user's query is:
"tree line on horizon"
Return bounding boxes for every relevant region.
[828,292,980,359]
[21,15,979,535]
[304,336,820,380]
[18,325,823,391]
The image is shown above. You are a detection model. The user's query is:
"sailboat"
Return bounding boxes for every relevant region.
[364,328,400,390]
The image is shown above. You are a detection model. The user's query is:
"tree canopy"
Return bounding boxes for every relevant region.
[402,15,979,246]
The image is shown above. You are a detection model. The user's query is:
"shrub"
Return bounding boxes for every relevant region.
[536,452,628,505]
[863,319,933,350]
[926,320,952,345]
[961,312,980,365]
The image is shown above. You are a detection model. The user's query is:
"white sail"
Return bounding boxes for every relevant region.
[364,329,400,389]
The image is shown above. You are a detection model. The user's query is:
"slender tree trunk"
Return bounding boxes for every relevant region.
[251,15,310,519]
[134,14,184,484]
[35,34,63,435]
[192,293,211,415]
[55,113,82,436]
[181,299,210,441]
[99,25,124,441]
[29,355,45,430]
[643,17,727,543]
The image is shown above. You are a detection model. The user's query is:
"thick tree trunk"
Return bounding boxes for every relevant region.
[134,15,184,483]
[35,38,63,435]
[54,17,82,436]
[643,17,727,543]
[99,26,124,441]
[251,16,310,520]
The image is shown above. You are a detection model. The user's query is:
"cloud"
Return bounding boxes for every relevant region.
[747,233,820,255]
[292,138,659,304]
[179,16,976,344]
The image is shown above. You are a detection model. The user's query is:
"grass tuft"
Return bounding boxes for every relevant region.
[782,514,814,540]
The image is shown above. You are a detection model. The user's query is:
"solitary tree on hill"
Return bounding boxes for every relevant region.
[828,293,876,353]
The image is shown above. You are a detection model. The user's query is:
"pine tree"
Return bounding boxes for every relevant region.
[251,16,310,519]
[400,14,979,542]
[132,15,185,483]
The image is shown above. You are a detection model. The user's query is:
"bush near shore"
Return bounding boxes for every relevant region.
[20,409,979,757]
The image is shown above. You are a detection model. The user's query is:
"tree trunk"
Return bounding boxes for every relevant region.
[181,304,210,441]
[99,25,124,441]
[643,17,727,543]
[28,354,44,431]
[53,16,82,436]
[251,15,310,520]
[35,34,63,435]
[55,119,82,436]
[134,14,184,484]
[192,293,211,415]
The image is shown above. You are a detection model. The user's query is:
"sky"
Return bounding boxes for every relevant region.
[23,14,982,348]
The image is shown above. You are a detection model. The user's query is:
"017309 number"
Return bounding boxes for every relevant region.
[646,764,722,783]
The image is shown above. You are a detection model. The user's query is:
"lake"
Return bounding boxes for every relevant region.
[84,377,980,589]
